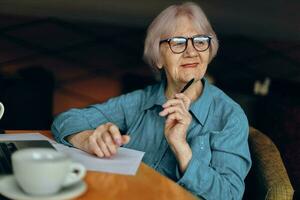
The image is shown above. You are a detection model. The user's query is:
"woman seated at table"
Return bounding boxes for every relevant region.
[52,2,251,199]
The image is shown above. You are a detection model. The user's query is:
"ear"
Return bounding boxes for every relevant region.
[157,63,163,69]
[156,56,164,69]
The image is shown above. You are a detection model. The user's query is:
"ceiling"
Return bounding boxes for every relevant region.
[0,0,299,41]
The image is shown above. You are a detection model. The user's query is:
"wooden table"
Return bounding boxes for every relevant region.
[5,130,197,200]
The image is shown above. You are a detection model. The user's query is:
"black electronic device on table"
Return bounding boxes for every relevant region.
[0,140,55,174]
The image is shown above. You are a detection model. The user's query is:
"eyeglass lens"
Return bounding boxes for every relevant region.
[169,36,210,53]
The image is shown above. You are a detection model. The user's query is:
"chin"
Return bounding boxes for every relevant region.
[184,73,202,81]
[180,76,194,83]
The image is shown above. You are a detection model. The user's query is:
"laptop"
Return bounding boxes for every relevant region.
[0,140,55,174]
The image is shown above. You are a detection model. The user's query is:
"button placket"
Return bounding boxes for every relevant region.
[153,137,169,169]
[200,135,205,150]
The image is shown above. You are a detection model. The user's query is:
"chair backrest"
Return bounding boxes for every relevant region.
[246,127,294,200]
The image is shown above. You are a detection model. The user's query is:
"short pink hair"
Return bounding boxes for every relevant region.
[144,2,219,74]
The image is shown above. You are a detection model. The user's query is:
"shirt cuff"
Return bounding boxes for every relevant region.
[176,156,210,195]
[51,117,92,147]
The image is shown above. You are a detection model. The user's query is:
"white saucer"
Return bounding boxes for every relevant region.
[0,175,87,200]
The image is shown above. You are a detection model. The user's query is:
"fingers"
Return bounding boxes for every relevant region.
[90,122,132,158]
[86,135,104,157]
[97,138,111,157]
[122,135,130,145]
[160,94,192,126]
[87,123,124,158]
[108,123,123,146]
[162,99,186,110]
[160,104,191,126]
[160,94,191,117]
[90,131,116,158]
[162,93,191,110]
[159,106,183,117]
[165,112,189,125]
[175,93,191,109]
[101,131,117,155]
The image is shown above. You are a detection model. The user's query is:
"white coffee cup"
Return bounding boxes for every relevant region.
[12,148,86,196]
[0,102,4,120]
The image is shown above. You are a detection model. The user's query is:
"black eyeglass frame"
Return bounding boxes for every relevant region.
[159,35,212,54]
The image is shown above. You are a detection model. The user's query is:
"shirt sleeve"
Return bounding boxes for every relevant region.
[176,110,252,200]
[51,90,145,146]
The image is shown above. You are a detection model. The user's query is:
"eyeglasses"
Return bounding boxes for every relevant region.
[159,35,212,54]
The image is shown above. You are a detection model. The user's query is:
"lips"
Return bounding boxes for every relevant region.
[180,63,199,68]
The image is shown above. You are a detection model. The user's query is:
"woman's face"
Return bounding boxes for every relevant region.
[159,16,210,85]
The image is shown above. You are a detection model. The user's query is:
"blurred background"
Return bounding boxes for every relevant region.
[0,0,299,199]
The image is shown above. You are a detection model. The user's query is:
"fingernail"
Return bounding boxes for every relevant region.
[115,138,122,146]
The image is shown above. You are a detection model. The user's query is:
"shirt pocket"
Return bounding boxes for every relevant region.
[189,133,212,166]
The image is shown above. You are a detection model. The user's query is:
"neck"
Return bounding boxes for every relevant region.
[165,79,203,102]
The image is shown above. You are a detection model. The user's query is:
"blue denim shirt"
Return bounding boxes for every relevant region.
[51,79,251,200]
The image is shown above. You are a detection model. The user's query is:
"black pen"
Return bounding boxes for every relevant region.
[180,78,194,93]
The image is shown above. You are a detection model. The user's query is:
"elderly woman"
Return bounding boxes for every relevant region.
[52,2,251,200]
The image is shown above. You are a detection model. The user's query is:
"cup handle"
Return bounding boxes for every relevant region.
[62,163,86,187]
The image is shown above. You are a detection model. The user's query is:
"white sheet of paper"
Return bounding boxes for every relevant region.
[0,133,145,175]
[54,143,144,175]
[0,133,55,144]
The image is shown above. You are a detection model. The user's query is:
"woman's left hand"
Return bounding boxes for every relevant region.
[159,93,192,150]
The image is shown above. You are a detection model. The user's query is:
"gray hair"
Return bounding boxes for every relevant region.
[143,2,219,77]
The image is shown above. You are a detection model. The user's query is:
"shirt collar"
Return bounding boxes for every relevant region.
[143,78,213,126]
[143,79,167,110]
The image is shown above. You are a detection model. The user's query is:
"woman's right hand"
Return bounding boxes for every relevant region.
[67,122,130,158]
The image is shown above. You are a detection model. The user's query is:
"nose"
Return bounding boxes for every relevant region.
[183,39,197,57]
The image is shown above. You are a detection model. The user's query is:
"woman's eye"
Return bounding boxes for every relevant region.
[194,38,206,44]
[194,37,208,45]
[171,38,186,46]
[195,41,205,46]
[174,42,185,46]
